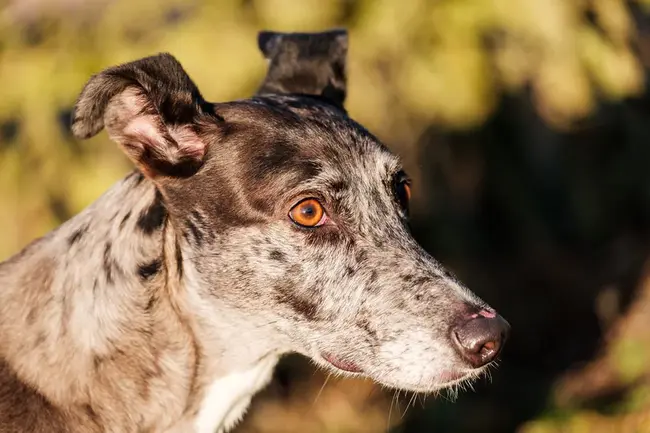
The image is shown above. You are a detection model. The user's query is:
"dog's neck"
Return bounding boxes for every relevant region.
[0,170,280,431]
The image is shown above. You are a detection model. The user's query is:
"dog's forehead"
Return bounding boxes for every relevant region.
[219,98,402,184]
[281,113,401,192]
[313,138,399,185]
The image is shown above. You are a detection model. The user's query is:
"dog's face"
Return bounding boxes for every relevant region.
[72,54,509,393]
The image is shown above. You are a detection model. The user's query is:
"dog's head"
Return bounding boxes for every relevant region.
[71,52,509,393]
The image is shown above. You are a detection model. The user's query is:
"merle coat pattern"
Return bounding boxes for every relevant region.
[0,30,509,433]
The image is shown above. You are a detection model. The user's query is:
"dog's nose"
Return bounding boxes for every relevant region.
[451,309,510,368]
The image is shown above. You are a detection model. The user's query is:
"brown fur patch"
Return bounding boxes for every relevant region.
[0,358,94,433]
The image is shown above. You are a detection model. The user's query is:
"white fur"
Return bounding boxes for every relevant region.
[193,355,278,433]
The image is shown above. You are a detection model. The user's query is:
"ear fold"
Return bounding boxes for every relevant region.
[71,53,214,177]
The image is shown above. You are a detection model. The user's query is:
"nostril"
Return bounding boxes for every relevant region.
[481,340,497,353]
[451,314,510,369]
[477,338,500,361]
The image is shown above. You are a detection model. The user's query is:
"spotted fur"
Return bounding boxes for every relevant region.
[0,36,507,433]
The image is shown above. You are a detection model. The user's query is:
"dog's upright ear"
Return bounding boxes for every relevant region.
[256,29,348,109]
[257,31,285,60]
[71,53,216,178]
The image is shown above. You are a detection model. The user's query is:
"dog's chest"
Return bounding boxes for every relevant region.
[192,356,278,433]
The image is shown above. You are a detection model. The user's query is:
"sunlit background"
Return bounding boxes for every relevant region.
[3,0,650,432]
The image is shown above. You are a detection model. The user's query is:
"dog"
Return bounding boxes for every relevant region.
[0,30,510,433]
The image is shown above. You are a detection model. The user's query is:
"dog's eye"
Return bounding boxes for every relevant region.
[289,198,327,228]
[395,179,411,212]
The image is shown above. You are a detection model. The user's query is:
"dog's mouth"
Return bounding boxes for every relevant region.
[319,353,487,393]
[322,353,364,373]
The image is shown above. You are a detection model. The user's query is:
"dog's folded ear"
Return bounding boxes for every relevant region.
[256,29,348,109]
[71,53,215,177]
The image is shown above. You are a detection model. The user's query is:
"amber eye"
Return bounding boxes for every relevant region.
[289,198,326,228]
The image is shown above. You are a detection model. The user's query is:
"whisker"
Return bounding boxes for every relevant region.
[387,390,396,432]
[311,373,332,409]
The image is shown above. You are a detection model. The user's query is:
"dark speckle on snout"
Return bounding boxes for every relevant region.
[274,282,319,321]
[269,250,286,262]
[357,317,378,340]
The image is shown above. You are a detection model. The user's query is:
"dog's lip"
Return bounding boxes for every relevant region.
[322,353,364,373]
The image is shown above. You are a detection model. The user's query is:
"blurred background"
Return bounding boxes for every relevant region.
[2,0,650,432]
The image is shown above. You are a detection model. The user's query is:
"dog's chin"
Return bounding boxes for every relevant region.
[314,353,485,393]
[375,370,483,393]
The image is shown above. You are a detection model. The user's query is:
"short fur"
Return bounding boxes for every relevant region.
[0,32,507,433]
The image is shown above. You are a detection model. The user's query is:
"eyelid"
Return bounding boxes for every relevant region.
[288,190,328,208]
